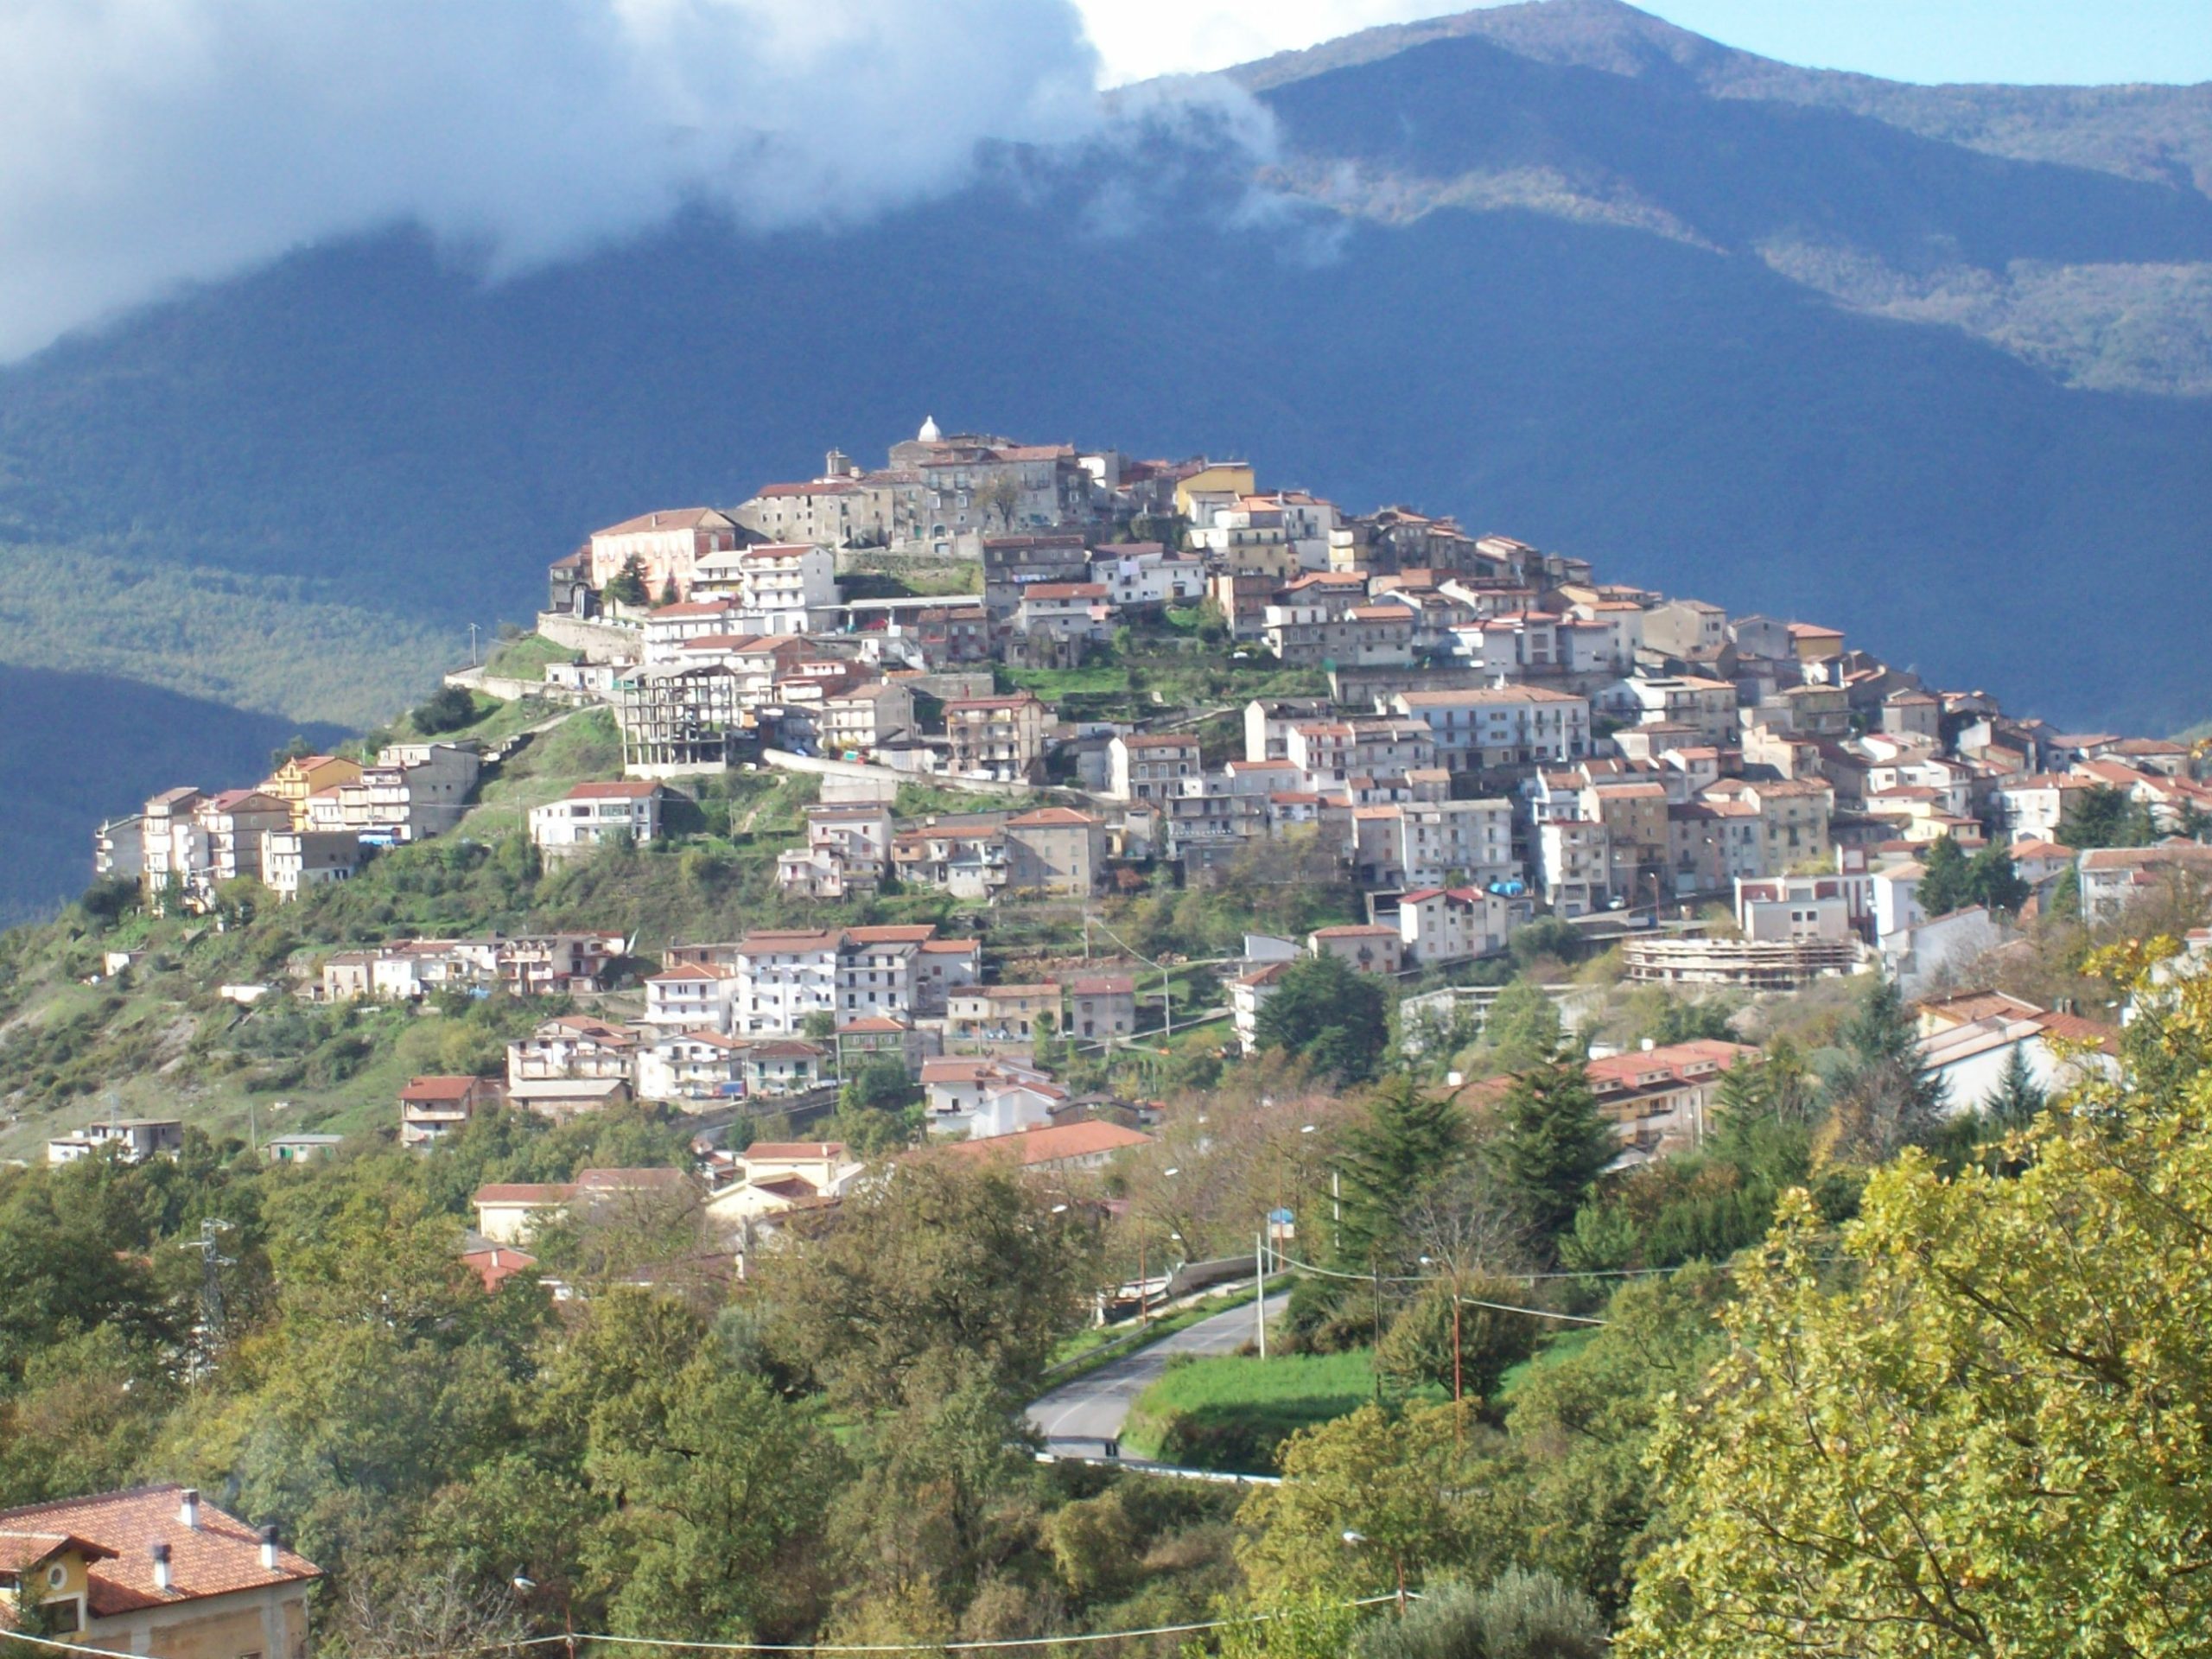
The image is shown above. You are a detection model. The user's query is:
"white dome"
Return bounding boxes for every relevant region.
[918,415,942,442]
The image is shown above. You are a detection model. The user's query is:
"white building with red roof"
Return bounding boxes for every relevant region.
[528,779,671,857]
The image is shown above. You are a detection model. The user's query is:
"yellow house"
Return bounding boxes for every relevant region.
[261,754,363,830]
[1173,461,1257,523]
[0,1485,319,1659]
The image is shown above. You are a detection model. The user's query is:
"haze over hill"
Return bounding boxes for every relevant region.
[1,0,2209,918]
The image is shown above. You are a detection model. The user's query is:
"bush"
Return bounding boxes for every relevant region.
[1352,1569,1605,1659]
[410,684,479,735]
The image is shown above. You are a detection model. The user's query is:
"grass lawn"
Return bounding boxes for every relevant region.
[1124,1348,1405,1473]
[483,633,573,680]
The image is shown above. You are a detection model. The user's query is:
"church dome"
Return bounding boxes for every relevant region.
[918,415,942,442]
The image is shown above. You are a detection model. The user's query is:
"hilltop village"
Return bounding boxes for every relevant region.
[13,416,2212,1658]
[73,418,2212,1184]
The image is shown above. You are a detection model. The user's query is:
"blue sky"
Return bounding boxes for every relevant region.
[1076,0,2212,86]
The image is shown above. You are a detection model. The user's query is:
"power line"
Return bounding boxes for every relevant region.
[1268,1250,1608,1325]
[0,1598,1413,1659]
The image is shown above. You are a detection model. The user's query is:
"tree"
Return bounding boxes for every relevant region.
[2056,782,2158,850]
[602,555,649,608]
[1236,1402,1498,1603]
[1355,1570,1607,1659]
[1915,834,1972,918]
[1712,1039,1816,1131]
[586,1357,843,1642]
[1482,981,1564,1073]
[1254,954,1391,1084]
[410,683,480,735]
[1964,840,2030,915]
[1981,1040,2048,1134]
[1817,977,1950,1166]
[1491,1046,1616,1247]
[1622,948,2212,1656]
[1333,1074,1471,1267]
[762,1155,1092,1412]
[1374,1276,1538,1403]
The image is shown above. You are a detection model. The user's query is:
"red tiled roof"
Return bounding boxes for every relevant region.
[474,1183,575,1205]
[567,779,662,799]
[594,507,732,536]
[1005,807,1098,827]
[0,1486,319,1616]
[934,1121,1154,1166]
[400,1076,484,1103]
[745,1141,849,1161]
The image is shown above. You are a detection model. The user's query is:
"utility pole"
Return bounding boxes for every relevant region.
[468,621,481,666]
[1255,1226,1267,1360]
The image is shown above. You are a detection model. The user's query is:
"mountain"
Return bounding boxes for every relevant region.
[0,666,344,925]
[1,0,2209,917]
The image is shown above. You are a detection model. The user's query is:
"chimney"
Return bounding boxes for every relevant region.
[178,1488,200,1529]
[259,1525,280,1572]
[150,1543,172,1593]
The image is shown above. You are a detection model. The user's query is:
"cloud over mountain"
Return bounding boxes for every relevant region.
[0,0,1116,359]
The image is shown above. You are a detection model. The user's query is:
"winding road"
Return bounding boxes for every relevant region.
[1027,1291,1291,1455]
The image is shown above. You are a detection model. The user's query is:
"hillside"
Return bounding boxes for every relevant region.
[2,0,2210,915]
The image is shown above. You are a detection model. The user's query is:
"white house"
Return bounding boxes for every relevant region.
[530,779,670,856]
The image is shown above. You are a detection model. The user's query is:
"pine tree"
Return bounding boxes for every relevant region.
[1493,1046,1617,1249]
[1916,835,1972,917]
[1983,1042,2048,1134]
[1821,977,1951,1164]
[1334,1073,1470,1268]
[1965,842,2030,915]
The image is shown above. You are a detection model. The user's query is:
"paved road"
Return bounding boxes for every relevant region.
[1027,1291,1291,1453]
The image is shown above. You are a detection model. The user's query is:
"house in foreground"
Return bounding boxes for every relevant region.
[0,1484,320,1659]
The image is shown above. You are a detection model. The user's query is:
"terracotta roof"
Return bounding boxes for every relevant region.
[837,1015,914,1033]
[400,1076,484,1103]
[1311,924,1399,938]
[0,1486,318,1617]
[566,779,662,800]
[474,1183,575,1205]
[745,1141,849,1161]
[1068,976,1136,995]
[1022,582,1110,601]
[935,1121,1154,1166]
[1005,807,1099,828]
[460,1245,537,1292]
[594,507,733,536]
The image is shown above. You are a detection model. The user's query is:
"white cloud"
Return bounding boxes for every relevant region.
[1071,0,1446,85]
[0,0,1108,359]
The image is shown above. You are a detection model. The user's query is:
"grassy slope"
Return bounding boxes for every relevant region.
[1123,1349,1402,1471]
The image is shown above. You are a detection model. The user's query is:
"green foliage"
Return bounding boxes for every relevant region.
[1480,982,1563,1073]
[1253,954,1391,1084]
[1334,1075,1470,1267]
[1374,1278,1538,1404]
[585,1357,842,1642]
[1916,833,2030,917]
[1236,1402,1493,1599]
[602,556,649,607]
[409,683,480,735]
[1981,1041,2049,1135]
[1815,976,1950,1166]
[1352,1570,1607,1659]
[2057,782,2161,851]
[762,1154,1094,1413]
[1624,957,2212,1653]
[1491,1048,1616,1249]
[1127,1351,1391,1473]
